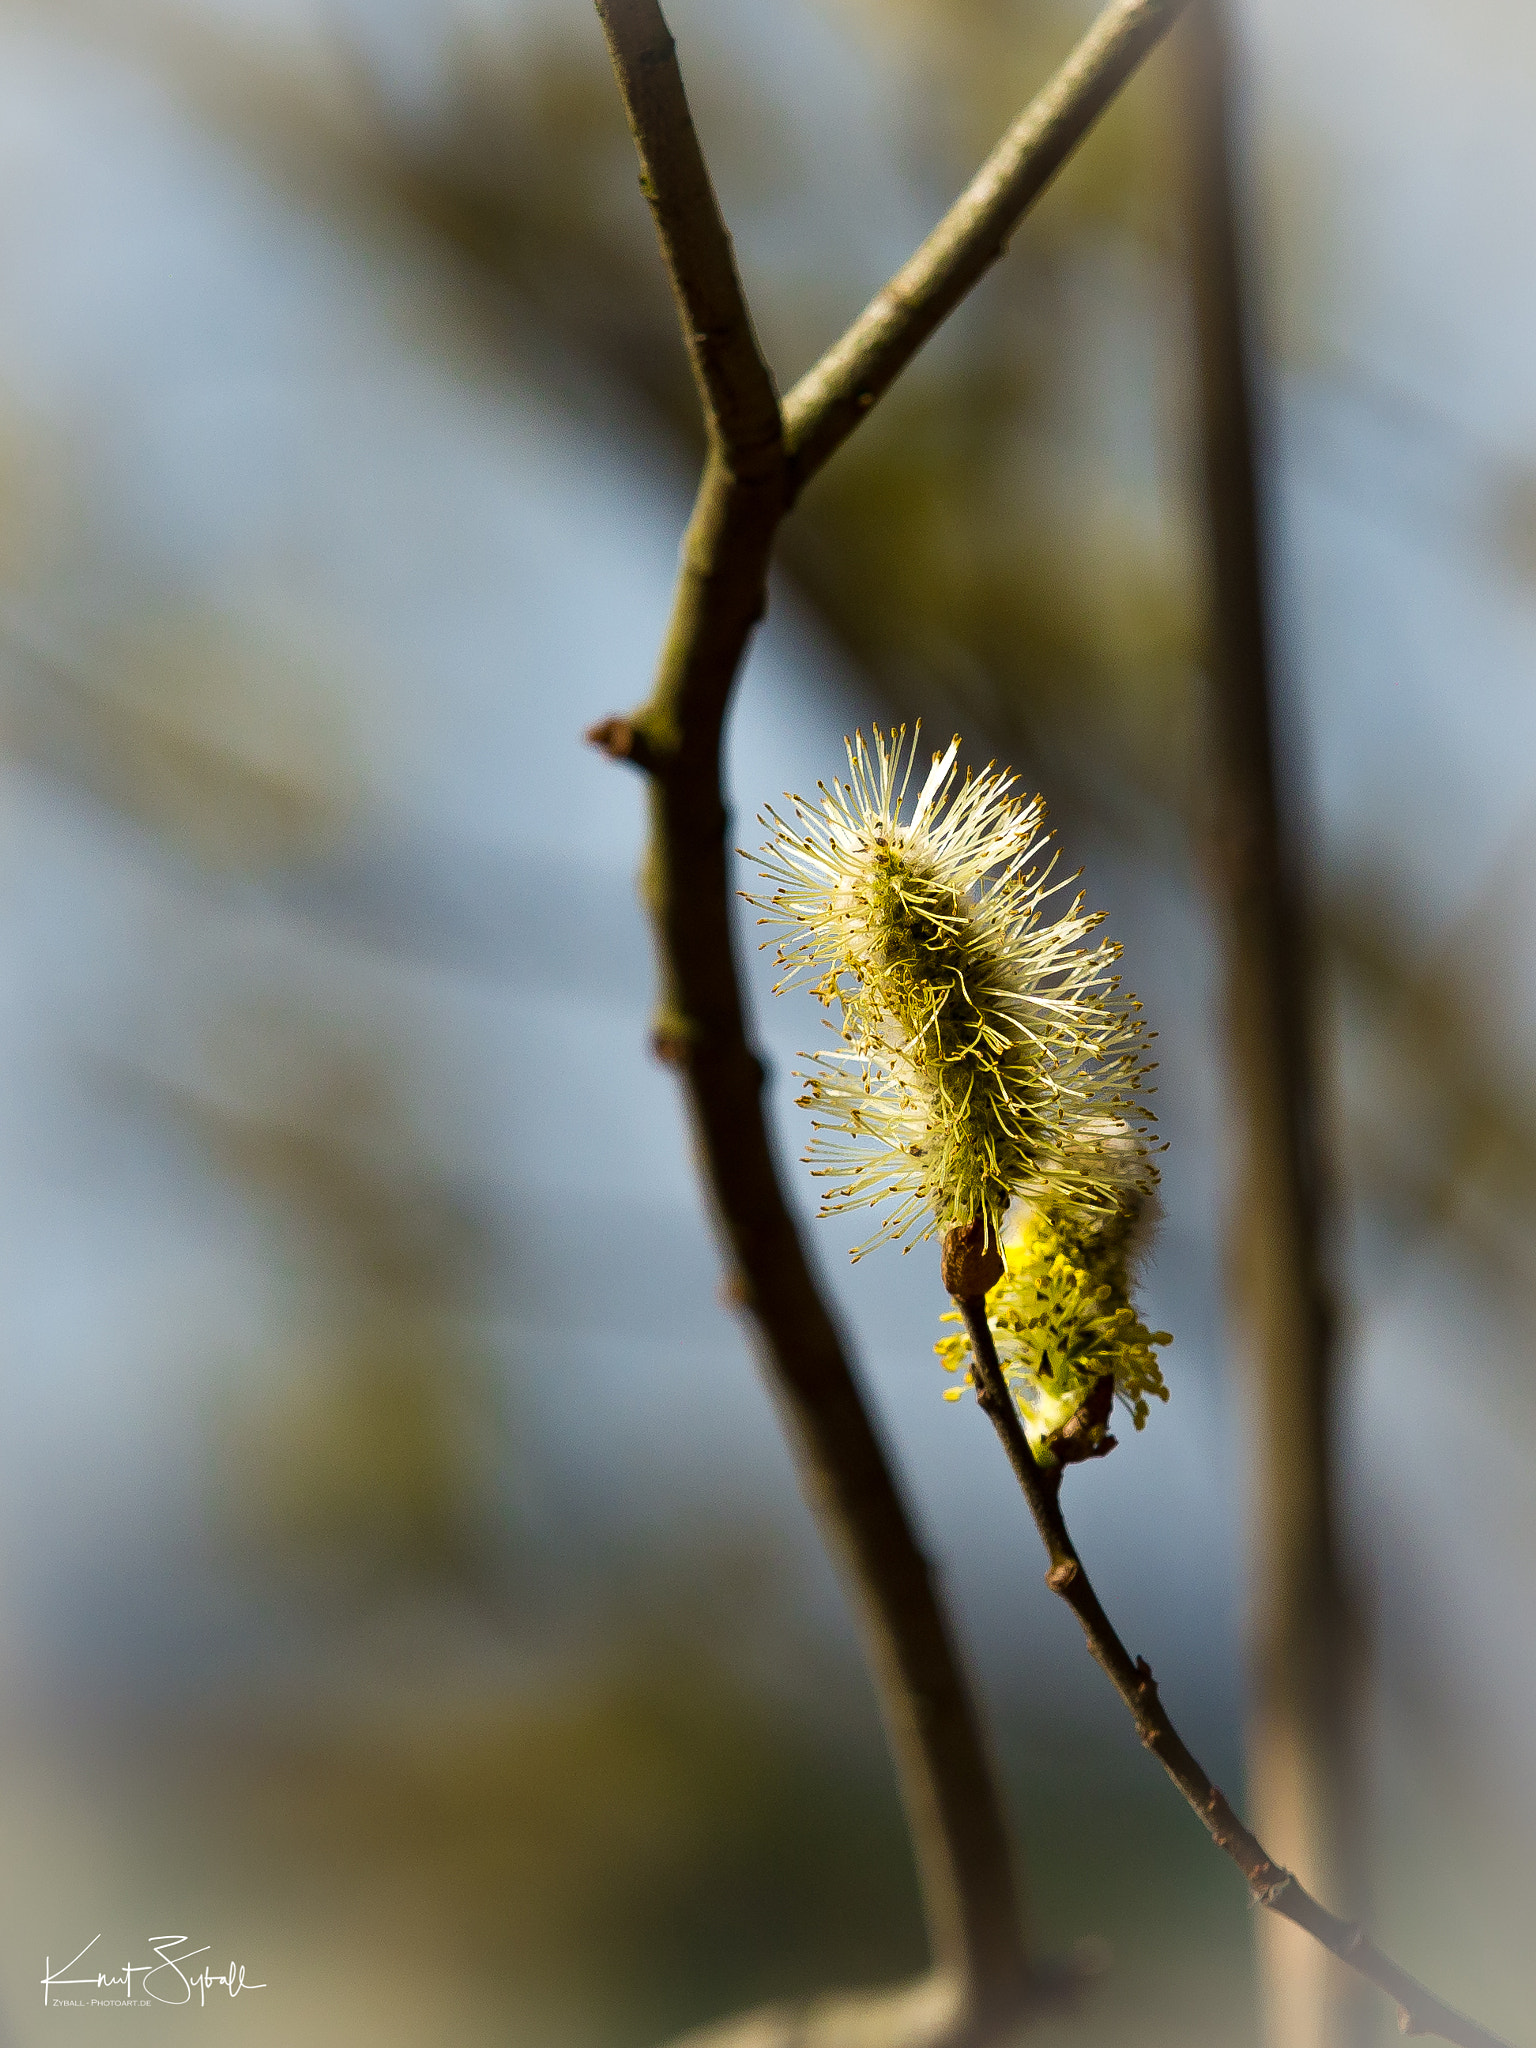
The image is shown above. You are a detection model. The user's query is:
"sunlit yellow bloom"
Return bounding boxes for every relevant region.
[937,1137,1170,1463]
[750,727,1154,1257]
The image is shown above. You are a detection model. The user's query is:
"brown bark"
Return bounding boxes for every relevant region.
[587,3,1192,2040]
[953,1289,1513,2048]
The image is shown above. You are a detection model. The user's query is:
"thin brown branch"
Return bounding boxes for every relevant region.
[782,0,1186,491]
[953,1294,1517,2048]
[590,6,1039,2034]
[589,1,1189,2036]
[593,0,782,473]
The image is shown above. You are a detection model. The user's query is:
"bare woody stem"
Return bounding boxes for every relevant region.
[588,0,1191,2036]
[952,1291,1516,2048]
[592,0,782,476]
[783,0,1183,490]
[590,0,1518,2038]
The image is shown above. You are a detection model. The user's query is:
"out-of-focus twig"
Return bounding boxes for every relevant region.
[587,1,1186,2038]
[1181,7,1364,2041]
[953,1292,1517,2048]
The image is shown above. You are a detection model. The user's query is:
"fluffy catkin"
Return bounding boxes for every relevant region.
[936,1158,1171,1465]
[750,727,1155,1256]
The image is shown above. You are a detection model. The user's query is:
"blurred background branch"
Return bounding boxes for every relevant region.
[1179,7,1362,2045]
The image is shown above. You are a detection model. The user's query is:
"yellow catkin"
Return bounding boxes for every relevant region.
[937,1180,1171,1465]
[750,727,1156,1257]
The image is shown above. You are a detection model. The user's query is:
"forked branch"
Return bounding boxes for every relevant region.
[953,1293,1516,2048]
[589,1,1190,2040]
[591,0,1521,2039]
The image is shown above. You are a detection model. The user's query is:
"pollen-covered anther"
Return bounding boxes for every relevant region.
[935,1159,1171,1461]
